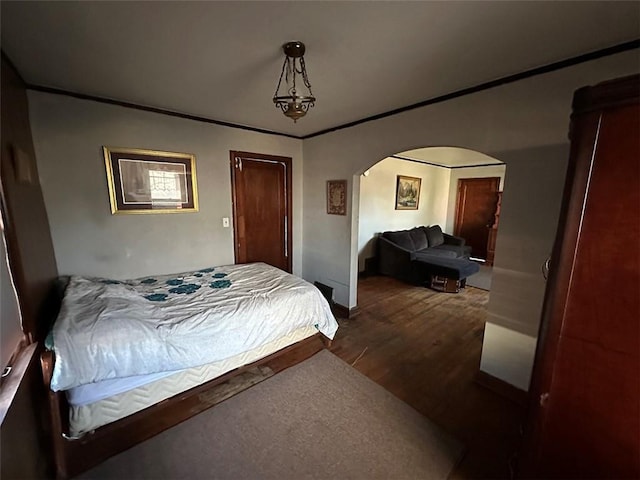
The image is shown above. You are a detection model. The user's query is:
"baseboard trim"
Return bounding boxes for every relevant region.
[332,303,359,319]
[475,370,528,407]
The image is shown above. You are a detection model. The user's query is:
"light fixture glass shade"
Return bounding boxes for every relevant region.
[273,41,315,123]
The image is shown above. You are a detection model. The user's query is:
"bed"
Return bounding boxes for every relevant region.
[41,262,338,478]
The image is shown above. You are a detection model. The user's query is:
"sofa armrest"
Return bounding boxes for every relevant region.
[442,233,465,246]
[378,236,414,279]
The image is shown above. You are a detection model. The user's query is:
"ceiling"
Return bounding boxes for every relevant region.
[397,148,503,168]
[2,1,638,138]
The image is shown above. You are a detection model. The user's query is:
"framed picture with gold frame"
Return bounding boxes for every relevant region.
[395,175,421,210]
[327,179,347,215]
[103,147,199,214]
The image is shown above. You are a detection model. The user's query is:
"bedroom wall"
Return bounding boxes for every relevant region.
[0,230,22,369]
[0,56,51,479]
[302,50,640,389]
[357,157,450,272]
[0,62,25,368]
[1,59,59,344]
[28,92,304,279]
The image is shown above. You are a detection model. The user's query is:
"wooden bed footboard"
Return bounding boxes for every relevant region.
[40,333,330,479]
[41,350,71,479]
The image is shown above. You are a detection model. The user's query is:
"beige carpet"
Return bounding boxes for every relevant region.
[466,264,492,290]
[80,350,464,480]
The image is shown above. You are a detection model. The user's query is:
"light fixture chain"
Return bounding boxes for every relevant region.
[299,57,314,95]
[273,57,288,99]
[291,57,297,95]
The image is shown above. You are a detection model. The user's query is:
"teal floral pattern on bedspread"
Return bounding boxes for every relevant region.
[92,268,232,302]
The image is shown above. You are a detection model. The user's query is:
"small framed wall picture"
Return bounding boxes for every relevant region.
[327,179,347,215]
[395,175,421,210]
[103,146,199,214]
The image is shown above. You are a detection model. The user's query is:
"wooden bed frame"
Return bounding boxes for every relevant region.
[41,333,331,479]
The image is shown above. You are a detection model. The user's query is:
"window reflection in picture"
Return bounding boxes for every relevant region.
[104,147,198,214]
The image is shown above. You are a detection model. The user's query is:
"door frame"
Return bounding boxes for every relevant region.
[229,150,293,273]
[453,176,500,258]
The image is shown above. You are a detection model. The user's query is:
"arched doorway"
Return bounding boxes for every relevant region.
[356,147,505,285]
[337,146,518,478]
[343,144,568,392]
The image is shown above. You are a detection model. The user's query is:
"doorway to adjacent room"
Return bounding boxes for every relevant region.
[230,151,292,273]
[453,177,501,263]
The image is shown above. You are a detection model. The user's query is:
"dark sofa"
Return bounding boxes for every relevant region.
[378,225,473,285]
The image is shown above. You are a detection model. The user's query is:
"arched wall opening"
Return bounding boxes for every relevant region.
[346,145,566,392]
[357,147,506,275]
[302,49,637,391]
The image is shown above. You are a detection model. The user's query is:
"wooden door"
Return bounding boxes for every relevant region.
[454,177,500,259]
[521,75,640,478]
[230,151,292,273]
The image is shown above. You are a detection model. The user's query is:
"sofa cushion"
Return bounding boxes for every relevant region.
[382,230,415,251]
[409,227,429,251]
[415,247,458,259]
[426,225,445,247]
[430,244,472,259]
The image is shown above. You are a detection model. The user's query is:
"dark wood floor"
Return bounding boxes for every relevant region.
[329,275,525,479]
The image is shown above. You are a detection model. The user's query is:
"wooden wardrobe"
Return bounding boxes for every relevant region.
[521,75,639,477]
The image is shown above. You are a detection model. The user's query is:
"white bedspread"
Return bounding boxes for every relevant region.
[50,263,338,392]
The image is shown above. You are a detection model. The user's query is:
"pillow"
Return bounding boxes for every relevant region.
[409,227,429,251]
[426,225,445,247]
[383,230,415,251]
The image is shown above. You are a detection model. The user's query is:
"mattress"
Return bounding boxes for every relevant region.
[68,324,318,437]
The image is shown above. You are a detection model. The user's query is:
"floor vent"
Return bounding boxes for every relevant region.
[314,281,334,306]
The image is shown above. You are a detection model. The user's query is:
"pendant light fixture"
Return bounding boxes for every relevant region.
[273,41,316,122]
